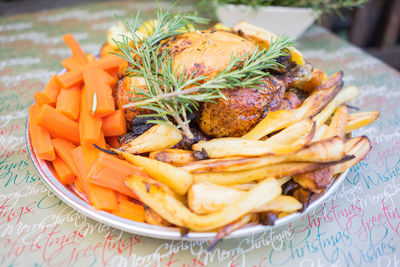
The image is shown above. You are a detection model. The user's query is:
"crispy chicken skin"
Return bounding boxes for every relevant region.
[159,29,256,78]
[116,76,152,131]
[198,76,286,137]
[116,29,312,137]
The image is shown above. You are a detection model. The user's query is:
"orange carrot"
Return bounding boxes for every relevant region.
[106,67,119,80]
[103,70,117,88]
[91,54,125,70]
[82,66,114,117]
[36,104,80,144]
[40,75,60,105]
[52,155,75,185]
[86,54,96,63]
[52,138,79,176]
[87,153,144,199]
[56,84,81,121]
[96,130,107,150]
[88,185,118,211]
[33,91,44,107]
[74,177,84,193]
[57,68,83,88]
[70,146,90,194]
[113,200,145,222]
[57,55,125,88]
[79,87,102,145]
[71,146,99,192]
[62,56,87,71]
[29,104,56,161]
[102,109,127,137]
[63,34,89,62]
[106,136,120,148]
[81,145,99,171]
[71,146,117,211]
[116,192,130,203]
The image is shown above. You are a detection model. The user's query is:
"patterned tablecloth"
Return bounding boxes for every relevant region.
[1,1,400,266]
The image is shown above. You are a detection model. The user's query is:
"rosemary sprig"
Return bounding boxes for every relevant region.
[113,5,294,139]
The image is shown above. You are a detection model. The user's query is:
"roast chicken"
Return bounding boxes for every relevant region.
[115,29,314,138]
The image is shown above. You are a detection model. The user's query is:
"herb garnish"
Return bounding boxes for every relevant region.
[113,5,294,139]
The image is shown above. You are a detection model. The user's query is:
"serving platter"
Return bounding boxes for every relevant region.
[26,116,349,240]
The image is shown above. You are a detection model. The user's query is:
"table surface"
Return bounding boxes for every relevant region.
[1,1,400,266]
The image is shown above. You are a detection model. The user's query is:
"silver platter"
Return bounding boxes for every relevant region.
[26,60,349,240]
[26,118,349,240]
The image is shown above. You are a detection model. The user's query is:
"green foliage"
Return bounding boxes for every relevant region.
[200,0,369,16]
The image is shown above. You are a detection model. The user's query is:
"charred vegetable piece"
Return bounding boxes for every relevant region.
[292,188,312,211]
[259,211,280,226]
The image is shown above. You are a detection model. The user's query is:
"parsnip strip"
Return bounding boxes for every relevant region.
[188,182,301,214]
[192,157,351,185]
[185,136,344,173]
[120,125,182,154]
[114,149,193,195]
[322,105,348,139]
[242,72,343,140]
[125,176,281,231]
[345,111,379,133]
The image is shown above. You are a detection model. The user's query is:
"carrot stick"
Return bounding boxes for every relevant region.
[106,67,119,82]
[87,54,96,63]
[96,130,107,150]
[40,75,60,105]
[106,136,120,148]
[112,200,145,222]
[56,84,81,121]
[91,54,125,70]
[82,66,114,117]
[52,155,75,185]
[34,91,45,107]
[29,104,55,161]
[87,153,144,199]
[116,192,130,203]
[52,138,79,177]
[57,55,125,88]
[103,70,117,88]
[70,146,98,190]
[36,104,80,144]
[89,185,118,211]
[70,146,89,194]
[62,56,87,71]
[71,146,117,211]
[63,34,89,62]
[57,68,83,88]
[102,109,127,137]
[79,87,102,145]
